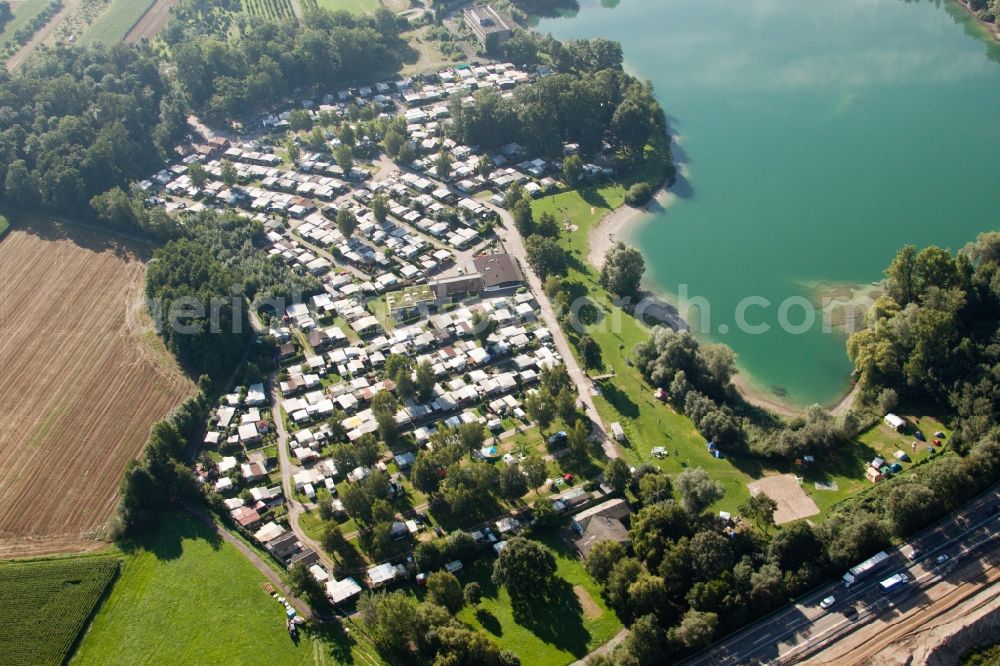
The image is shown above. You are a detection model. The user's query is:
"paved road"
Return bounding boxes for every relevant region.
[681,484,1000,666]
[485,201,620,460]
[803,551,1000,664]
[270,371,338,572]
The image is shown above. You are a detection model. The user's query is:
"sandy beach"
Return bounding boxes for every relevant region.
[586,171,679,270]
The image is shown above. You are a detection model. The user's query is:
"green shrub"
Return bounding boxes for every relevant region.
[625,182,653,207]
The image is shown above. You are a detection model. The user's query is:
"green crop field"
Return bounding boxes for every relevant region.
[0,556,119,666]
[80,0,156,44]
[311,0,381,15]
[243,0,295,19]
[71,512,374,665]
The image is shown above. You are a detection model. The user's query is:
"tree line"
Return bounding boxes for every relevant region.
[587,432,999,666]
[849,232,1000,448]
[144,209,320,380]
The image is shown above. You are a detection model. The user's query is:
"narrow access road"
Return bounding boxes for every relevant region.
[487,201,620,460]
[270,371,338,572]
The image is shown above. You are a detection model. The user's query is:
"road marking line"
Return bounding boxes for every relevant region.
[752,633,772,645]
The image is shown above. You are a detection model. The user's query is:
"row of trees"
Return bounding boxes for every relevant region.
[117,377,214,533]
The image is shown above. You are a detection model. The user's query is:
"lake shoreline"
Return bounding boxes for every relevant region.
[586,162,681,270]
[952,0,1000,42]
[585,161,858,418]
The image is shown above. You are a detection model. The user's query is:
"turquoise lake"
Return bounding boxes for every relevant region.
[538,0,1000,407]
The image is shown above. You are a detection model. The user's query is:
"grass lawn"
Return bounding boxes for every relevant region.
[400,25,464,77]
[532,186,758,514]
[0,554,119,666]
[315,0,379,15]
[71,512,367,665]
[80,0,156,43]
[0,0,50,47]
[299,509,327,540]
[396,531,621,666]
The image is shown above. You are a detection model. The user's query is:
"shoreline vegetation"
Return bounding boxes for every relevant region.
[953,0,1000,42]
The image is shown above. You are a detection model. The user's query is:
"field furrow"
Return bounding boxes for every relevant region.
[0,220,193,557]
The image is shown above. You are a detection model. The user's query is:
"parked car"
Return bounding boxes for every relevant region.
[935,554,950,565]
[907,547,921,561]
[547,431,567,446]
[820,595,836,610]
[915,430,926,442]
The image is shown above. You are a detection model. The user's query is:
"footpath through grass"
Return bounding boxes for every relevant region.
[0,555,119,666]
[72,512,369,665]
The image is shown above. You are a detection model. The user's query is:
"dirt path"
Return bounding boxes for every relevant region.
[6,0,82,71]
[124,0,179,43]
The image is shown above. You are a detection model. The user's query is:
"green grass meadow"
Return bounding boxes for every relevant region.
[313,0,381,15]
[400,531,622,666]
[71,512,368,665]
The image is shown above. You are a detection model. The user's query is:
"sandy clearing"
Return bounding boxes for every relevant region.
[747,473,819,524]
[574,585,602,619]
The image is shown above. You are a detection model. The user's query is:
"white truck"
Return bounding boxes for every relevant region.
[842,550,891,588]
[879,573,909,594]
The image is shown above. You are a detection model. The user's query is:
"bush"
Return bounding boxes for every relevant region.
[625,182,654,207]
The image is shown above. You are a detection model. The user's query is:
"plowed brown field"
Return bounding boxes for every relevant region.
[0,219,193,557]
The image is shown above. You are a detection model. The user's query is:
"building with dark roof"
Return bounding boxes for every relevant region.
[463,5,512,48]
[572,498,632,558]
[473,253,524,292]
[430,274,486,300]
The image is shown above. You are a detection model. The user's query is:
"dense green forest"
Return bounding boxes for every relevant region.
[0,44,185,215]
[450,36,667,165]
[144,209,321,380]
[164,1,407,122]
[848,232,1000,446]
